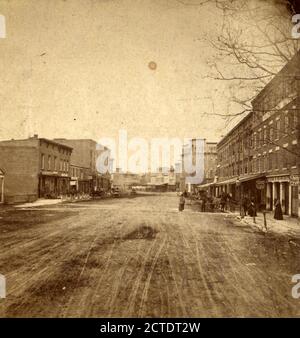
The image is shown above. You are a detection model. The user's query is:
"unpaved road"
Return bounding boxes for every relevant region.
[0,193,300,317]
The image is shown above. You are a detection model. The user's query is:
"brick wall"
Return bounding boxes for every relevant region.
[0,145,39,203]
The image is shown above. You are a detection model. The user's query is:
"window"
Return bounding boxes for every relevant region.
[284,115,289,134]
[274,120,280,140]
[48,155,51,170]
[54,156,57,171]
[259,130,263,147]
[41,154,45,170]
[291,146,297,167]
[263,128,267,145]
[268,153,272,170]
[270,127,273,141]
[294,112,298,131]
[274,152,278,169]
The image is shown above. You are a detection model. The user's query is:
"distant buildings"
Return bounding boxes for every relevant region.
[148,166,176,192]
[180,139,216,193]
[111,168,142,191]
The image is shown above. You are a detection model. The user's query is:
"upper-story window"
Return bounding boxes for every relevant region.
[48,155,51,170]
[41,154,45,170]
[270,127,273,141]
[284,115,289,134]
[54,156,57,171]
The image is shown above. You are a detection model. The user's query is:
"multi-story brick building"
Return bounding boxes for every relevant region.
[215,112,255,201]
[0,135,72,203]
[204,142,217,183]
[215,50,300,217]
[55,139,111,194]
[251,51,300,217]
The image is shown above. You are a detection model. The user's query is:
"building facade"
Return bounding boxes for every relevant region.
[251,51,300,217]
[112,169,141,191]
[215,51,300,217]
[0,136,72,203]
[55,139,111,194]
[204,142,217,183]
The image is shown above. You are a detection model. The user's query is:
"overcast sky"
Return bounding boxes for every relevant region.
[0,0,292,147]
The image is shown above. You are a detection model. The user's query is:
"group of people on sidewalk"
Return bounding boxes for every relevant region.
[179,190,284,220]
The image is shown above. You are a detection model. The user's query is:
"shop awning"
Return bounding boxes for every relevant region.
[197,182,215,189]
[239,174,265,183]
[215,177,239,186]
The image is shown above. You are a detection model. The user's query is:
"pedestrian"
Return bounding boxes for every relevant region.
[248,197,257,218]
[242,196,249,216]
[274,199,283,220]
[220,192,227,212]
[178,193,185,212]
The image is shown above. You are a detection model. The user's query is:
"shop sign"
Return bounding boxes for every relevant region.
[267,176,290,183]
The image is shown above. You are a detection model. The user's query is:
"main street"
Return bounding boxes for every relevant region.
[0,193,299,317]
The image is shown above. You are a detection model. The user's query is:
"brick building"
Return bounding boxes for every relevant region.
[55,139,111,194]
[204,142,217,183]
[0,135,72,203]
[251,51,300,217]
[215,50,300,217]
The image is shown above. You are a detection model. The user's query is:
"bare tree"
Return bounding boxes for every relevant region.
[198,1,298,111]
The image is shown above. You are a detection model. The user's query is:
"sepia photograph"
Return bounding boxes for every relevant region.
[0,0,300,327]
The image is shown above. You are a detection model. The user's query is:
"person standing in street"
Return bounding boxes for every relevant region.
[179,193,185,212]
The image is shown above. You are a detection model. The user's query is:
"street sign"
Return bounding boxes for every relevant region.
[256,179,265,190]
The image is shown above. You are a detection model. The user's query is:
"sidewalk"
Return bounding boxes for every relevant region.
[232,210,300,239]
[14,198,63,208]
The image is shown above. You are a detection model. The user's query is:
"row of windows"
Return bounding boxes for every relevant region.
[41,142,72,156]
[253,112,298,149]
[41,154,69,173]
[219,147,298,178]
[218,112,299,163]
[257,78,298,112]
[71,167,84,179]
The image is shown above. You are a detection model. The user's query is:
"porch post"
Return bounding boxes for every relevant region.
[288,183,292,216]
[266,183,271,210]
[1,176,4,203]
[280,182,285,213]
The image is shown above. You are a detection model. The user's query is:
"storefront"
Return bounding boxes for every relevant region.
[0,169,4,204]
[290,175,299,218]
[39,172,70,198]
[239,174,266,210]
[266,175,299,217]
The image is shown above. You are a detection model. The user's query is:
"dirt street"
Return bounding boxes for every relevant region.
[0,193,300,317]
